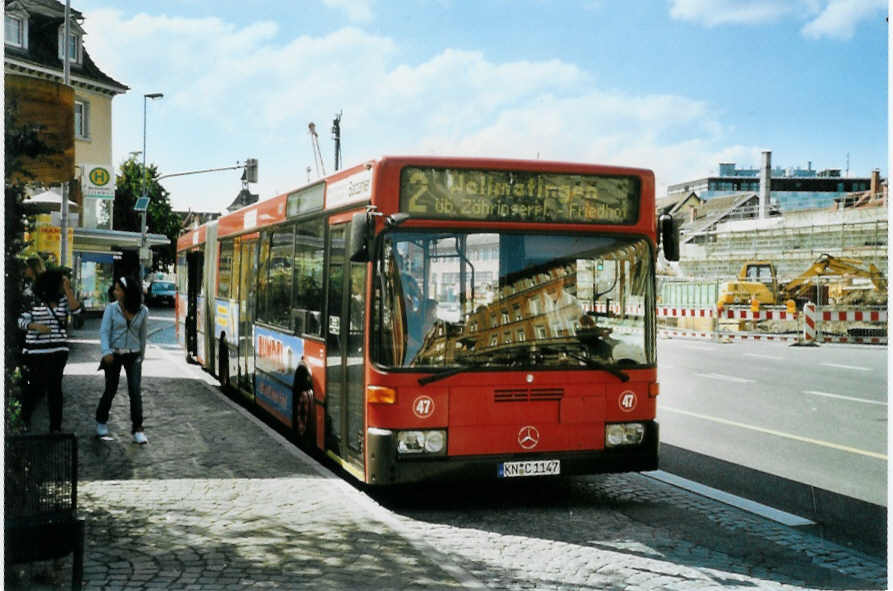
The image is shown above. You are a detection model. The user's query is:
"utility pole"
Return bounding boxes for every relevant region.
[331,110,342,171]
[59,0,71,269]
[140,92,164,281]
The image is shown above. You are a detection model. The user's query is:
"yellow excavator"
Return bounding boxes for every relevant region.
[717,254,887,308]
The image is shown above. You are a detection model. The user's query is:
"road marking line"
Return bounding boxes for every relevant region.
[644,470,815,527]
[661,406,887,460]
[803,390,887,406]
[820,362,871,371]
[694,372,754,384]
[744,353,778,360]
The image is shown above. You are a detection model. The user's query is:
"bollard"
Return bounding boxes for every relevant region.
[803,302,817,343]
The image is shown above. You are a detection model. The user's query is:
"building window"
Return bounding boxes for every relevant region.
[5,14,27,48]
[57,27,81,63]
[74,100,89,139]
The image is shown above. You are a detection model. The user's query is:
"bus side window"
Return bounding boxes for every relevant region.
[292,218,324,337]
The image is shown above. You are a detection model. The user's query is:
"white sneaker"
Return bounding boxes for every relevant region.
[133,431,148,445]
[96,423,109,437]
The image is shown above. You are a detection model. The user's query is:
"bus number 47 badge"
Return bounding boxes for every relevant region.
[619,391,637,413]
[413,396,435,419]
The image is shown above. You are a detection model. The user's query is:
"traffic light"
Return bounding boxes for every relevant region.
[245,158,258,183]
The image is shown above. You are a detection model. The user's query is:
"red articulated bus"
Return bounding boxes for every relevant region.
[176,156,679,484]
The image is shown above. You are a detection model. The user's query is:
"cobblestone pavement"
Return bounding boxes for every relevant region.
[6,314,887,590]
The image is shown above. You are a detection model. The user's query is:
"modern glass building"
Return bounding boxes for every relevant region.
[667,162,875,211]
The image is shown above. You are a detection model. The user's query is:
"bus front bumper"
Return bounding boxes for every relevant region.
[365,421,658,485]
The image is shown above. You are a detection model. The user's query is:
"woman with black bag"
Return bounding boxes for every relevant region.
[17,269,82,432]
[95,275,150,444]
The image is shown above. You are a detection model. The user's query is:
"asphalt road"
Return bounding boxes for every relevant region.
[657,338,887,506]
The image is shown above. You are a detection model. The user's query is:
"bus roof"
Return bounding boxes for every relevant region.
[178,156,656,246]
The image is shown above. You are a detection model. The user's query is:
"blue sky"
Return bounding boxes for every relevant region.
[76,0,888,213]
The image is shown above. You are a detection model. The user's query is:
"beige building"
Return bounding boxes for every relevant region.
[6,0,166,309]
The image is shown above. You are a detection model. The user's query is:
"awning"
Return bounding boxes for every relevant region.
[77,251,119,264]
[74,227,170,249]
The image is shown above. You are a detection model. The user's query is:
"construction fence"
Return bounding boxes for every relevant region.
[657,280,887,345]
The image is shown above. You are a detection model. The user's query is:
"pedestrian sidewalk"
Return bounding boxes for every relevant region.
[8,317,478,590]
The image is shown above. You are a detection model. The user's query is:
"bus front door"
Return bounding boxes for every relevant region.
[185,250,203,360]
[325,222,367,471]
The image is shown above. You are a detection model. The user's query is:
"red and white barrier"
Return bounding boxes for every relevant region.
[802,302,817,342]
[657,307,714,318]
[657,303,886,345]
[821,309,887,322]
[718,307,795,321]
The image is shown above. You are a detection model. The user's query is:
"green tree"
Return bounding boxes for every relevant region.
[5,99,55,433]
[113,158,180,271]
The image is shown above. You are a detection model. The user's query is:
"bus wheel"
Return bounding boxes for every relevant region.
[295,389,315,448]
[294,364,315,448]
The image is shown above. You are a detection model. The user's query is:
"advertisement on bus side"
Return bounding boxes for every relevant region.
[213,298,239,346]
[254,325,305,427]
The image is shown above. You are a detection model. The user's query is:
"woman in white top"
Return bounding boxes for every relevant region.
[95,275,150,444]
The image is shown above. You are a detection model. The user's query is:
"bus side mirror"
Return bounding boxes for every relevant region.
[349,211,371,262]
[658,214,679,262]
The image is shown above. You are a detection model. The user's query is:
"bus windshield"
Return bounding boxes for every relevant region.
[373,231,654,370]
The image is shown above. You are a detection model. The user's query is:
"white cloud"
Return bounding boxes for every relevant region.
[801,0,887,39]
[81,8,758,209]
[668,0,798,26]
[323,0,374,23]
[668,0,886,39]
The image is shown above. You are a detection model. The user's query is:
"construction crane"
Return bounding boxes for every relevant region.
[309,122,326,178]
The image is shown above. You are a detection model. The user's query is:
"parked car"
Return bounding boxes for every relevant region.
[146,280,176,307]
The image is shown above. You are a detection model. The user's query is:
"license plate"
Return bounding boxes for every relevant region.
[498,459,560,478]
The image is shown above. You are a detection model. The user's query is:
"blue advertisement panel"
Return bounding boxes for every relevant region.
[254,325,305,428]
[255,372,292,427]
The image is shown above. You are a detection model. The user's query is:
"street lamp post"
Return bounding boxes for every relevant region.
[140,92,163,281]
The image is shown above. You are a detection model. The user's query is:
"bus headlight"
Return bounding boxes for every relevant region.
[396,430,446,456]
[605,423,645,447]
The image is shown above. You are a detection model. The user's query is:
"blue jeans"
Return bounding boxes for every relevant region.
[95,352,143,433]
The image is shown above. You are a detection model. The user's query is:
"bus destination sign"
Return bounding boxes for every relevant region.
[400,166,639,224]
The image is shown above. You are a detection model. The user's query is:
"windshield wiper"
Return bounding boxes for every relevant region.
[417,357,483,386]
[418,366,469,386]
[539,346,630,382]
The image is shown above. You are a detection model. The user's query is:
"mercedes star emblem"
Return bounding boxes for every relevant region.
[518,425,540,449]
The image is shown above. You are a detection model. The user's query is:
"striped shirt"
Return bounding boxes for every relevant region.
[18,295,82,355]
